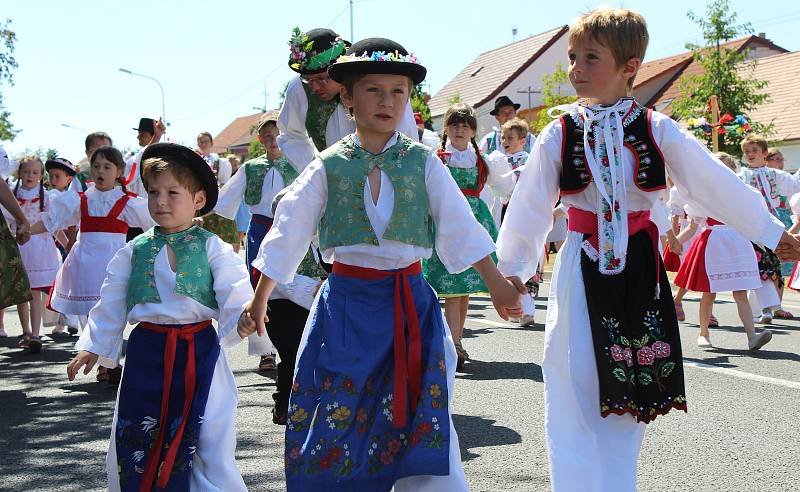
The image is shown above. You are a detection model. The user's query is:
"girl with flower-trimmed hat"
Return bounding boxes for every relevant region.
[241,38,524,491]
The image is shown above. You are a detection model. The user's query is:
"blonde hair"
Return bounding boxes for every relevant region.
[741,134,768,153]
[501,117,529,140]
[715,151,737,171]
[766,148,783,160]
[141,157,203,194]
[569,8,649,88]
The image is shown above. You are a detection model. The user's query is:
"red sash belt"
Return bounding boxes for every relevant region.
[568,208,662,290]
[706,218,724,227]
[332,261,422,429]
[138,320,212,491]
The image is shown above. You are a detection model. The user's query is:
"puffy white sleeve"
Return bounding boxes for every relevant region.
[774,168,800,198]
[119,195,155,230]
[790,193,800,218]
[497,120,562,281]
[654,113,784,250]
[426,152,496,273]
[40,188,81,232]
[397,101,421,142]
[214,166,247,220]
[252,159,327,284]
[217,158,232,186]
[485,150,515,199]
[277,77,318,169]
[207,236,254,348]
[666,186,687,216]
[77,243,134,367]
[272,273,321,310]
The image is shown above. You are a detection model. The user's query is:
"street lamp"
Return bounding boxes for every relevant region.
[61,123,88,133]
[118,68,166,125]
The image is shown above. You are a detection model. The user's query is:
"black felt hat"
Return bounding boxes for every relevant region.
[45,157,77,176]
[289,28,350,75]
[141,143,218,215]
[133,117,156,133]
[489,96,521,115]
[328,38,426,85]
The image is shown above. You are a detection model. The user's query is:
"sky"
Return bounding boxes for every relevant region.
[1,0,799,163]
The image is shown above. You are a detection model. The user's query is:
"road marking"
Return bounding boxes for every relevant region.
[466,317,515,328]
[684,360,800,389]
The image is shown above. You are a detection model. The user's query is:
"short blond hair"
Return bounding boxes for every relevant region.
[141,157,203,194]
[715,151,737,171]
[569,8,648,88]
[501,117,529,140]
[741,134,769,153]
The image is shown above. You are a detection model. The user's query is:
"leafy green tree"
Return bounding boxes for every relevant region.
[447,93,462,105]
[670,0,771,155]
[248,138,266,158]
[0,19,19,141]
[533,62,577,134]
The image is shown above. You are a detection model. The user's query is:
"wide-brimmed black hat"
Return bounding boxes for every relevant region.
[133,117,156,133]
[45,157,77,176]
[489,96,521,116]
[141,143,218,215]
[288,28,350,75]
[328,38,426,85]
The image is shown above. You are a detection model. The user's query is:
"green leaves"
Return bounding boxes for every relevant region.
[613,367,628,383]
[638,372,653,386]
[660,361,676,378]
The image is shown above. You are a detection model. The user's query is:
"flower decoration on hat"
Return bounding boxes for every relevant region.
[288,27,348,73]
[335,50,420,65]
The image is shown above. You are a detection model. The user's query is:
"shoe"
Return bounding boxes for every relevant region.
[67,325,79,335]
[508,317,520,324]
[674,301,686,322]
[708,314,719,327]
[107,366,123,385]
[774,309,794,319]
[454,341,469,371]
[0,329,8,338]
[272,406,288,425]
[748,330,773,351]
[697,334,713,348]
[17,335,31,348]
[259,355,276,372]
[519,314,536,327]
[51,325,66,335]
[758,313,773,324]
[27,336,43,353]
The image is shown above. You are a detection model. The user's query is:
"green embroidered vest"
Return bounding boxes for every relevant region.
[318,134,434,250]
[243,155,299,206]
[126,226,219,311]
[302,82,339,152]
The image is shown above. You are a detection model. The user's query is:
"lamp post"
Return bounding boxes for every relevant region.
[60,123,88,133]
[118,68,166,125]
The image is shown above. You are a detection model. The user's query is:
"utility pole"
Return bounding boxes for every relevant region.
[517,86,541,123]
[350,0,354,41]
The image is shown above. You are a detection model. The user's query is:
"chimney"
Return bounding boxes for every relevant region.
[758,32,766,38]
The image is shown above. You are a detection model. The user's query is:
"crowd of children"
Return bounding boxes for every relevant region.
[2,7,800,492]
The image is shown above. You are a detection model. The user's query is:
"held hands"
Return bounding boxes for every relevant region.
[666,233,682,256]
[488,276,526,320]
[15,220,31,245]
[775,231,800,261]
[238,299,269,338]
[66,350,100,381]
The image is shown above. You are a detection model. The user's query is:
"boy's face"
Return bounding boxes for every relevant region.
[146,171,206,233]
[502,129,524,154]
[495,106,517,126]
[197,135,213,155]
[341,74,411,139]
[90,155,122,191]
[567,38,639,104]
[258,123,281,158]
[48,168,73,191]
[743,143,768,167]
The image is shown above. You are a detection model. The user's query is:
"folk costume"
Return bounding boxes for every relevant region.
[7,185,62,292]
[278,28,419,170]
[200,153,239,245]
[497,98,785,492]
[0,149,30,309]
[77,143,249,492]
[423,142,512,296]
[479,96,536,155]
[254,40,484,491]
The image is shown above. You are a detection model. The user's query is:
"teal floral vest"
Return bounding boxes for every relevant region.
[126,226,219,311]
[302,82,339,152]
[318,134,433,250]
[243,155,299,205]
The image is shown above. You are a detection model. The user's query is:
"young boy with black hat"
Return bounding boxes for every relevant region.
[67,143,254,492]
[241,38,524,491]
[278,27,419,169]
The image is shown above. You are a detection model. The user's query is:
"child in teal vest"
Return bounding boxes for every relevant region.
[240,38,523,492]
[67,143,256,492]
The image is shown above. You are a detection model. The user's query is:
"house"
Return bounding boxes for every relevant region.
[212,111,265,160]
[428,25,569,137]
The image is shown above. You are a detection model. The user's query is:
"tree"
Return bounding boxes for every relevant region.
[0,19,19,141]
[411,85,432,128]
[532,63,577,134]
[447,93,462,105]
[670,0,771,156]
[248,138,266,158]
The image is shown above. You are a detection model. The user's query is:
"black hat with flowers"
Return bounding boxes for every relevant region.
[288,28,350,75]
[141,143,218,215]
[45,157,77,176]
[327,38,427,85]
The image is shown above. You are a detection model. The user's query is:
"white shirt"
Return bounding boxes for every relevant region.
[75,235,252,364]
[479,128,536,155]
[497,103,786,282]
[41,186,154,233]
[214,160,299,219]
[123,148,147,197]
[253,132,496,284]
[738,166,800,211]
[277,76,420,169]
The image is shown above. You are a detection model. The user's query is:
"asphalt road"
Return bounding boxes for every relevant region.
[1,275,799,491]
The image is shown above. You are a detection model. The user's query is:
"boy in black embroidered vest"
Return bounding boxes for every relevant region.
[67,143,255,492]
[241,38,524,491]
[496,8,799,491]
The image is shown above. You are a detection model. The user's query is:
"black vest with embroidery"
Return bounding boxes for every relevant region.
[559,103,666,195]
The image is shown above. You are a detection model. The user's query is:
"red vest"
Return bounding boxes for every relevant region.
[78,192,131,234]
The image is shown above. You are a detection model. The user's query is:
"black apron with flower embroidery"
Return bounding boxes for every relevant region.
[580,230,687,423]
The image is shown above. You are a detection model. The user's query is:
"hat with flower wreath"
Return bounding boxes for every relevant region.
[288,28,350,75]
[327,38,426,85]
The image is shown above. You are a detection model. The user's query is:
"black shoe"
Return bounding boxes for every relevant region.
[67,326,79,335]
[272,406,287,425]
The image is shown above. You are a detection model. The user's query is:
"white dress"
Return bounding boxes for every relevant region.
[9,186,62,289]
[76,235,251,492]
[42,187,154,315]
[277,76,420,169]
[497,100,784,492]
[253,132,497,491]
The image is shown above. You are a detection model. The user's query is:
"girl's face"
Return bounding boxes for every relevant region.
[19,160,44,189]
[445,121,475,151]
[91,155,122,191]
[48,168,73,191]
[341,74,411,142]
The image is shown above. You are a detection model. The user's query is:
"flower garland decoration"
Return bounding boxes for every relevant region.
[687,113,752,136]
[335,50,420,65]
[288,27,347,72]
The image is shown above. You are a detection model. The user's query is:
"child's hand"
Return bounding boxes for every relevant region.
[67,350,100,381]
[237,310,258,339]
[667,234,682,256]
[489,276,526,320]
[243,299,269,336]
[15,221,31,245]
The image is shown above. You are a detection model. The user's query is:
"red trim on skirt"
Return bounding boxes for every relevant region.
[674,228,712,292]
